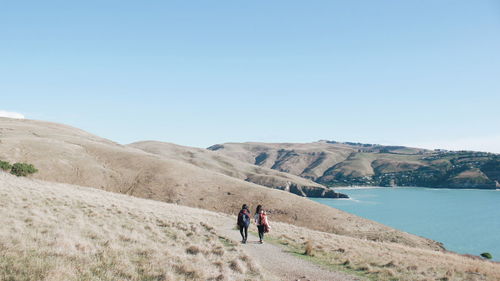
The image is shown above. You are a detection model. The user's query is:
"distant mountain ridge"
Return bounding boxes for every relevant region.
[129,141,346,198]
[208,141,500,189]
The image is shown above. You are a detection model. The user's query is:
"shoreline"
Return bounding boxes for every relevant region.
[332,186,394,190]
[331,186,500,191]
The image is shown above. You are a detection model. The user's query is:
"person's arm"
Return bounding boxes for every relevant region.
[245,211,251,225]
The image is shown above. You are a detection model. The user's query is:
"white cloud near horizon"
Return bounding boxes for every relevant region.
[406,135,500,154]
[0,110,25,119]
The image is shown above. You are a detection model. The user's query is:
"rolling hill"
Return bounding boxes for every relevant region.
[129,141,345,198]
[0,172,266,281]
[2,172,500,281]
[208,141,500,189]
[0,117,438,249]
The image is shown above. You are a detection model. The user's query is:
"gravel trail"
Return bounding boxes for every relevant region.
[217,220,362,281]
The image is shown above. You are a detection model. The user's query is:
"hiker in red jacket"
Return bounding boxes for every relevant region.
[254,205,270,244]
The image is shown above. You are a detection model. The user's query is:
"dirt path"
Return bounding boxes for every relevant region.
[217,220,362,281]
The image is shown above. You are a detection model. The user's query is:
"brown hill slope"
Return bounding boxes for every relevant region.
[208,142,357,180]
[3,172,499,281]
[0,118,440,250]
[208,141,499,188]
[129,141,343,198]
[0,172,265,281]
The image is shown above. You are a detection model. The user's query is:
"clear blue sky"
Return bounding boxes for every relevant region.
[1,1,500,152]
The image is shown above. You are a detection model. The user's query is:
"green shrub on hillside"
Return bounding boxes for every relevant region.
[0,160,12,171]
[10,163,38,177]
[481,252,493,259]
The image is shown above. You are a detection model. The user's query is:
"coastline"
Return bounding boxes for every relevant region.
[332,186,500,191]
[333,186,395,190]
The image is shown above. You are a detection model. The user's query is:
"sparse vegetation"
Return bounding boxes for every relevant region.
[0,160,11,171]
[186,245,201,255]
[0,160,38,177]
[481,252,493,259]
[10,162,38,177]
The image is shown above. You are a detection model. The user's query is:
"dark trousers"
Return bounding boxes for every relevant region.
[257,225,265,241]
[239,225,248,241]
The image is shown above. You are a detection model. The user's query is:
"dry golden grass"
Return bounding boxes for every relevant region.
[0,117,443,251]
[129,141,329,193]
[0,173,262,281]
[2,172,499,281]
[211,142,428,181]
[207,141,356,179]
[265,221,500,281]
[304,240,314,256]
[3,119,498,280]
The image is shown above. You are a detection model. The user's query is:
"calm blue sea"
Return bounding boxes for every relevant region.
[311,187,500,261]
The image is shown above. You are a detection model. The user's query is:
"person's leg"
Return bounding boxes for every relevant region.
[239,225,245,242]
[258,225,264,242]
[243,226,248,243]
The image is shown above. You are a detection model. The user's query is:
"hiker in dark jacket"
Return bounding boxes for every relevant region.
[237,204,251,243]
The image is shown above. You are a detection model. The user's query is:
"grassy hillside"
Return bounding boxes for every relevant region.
[129,141,345,198]
[265,221,500,281]
[0,118,439,250]
[2,173,499,281]
[208,142,355,180]
[209,141,500,189]
[0,173,263,281]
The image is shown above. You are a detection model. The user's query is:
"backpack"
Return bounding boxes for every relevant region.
[260,212,270,233]
[237,210,250,227]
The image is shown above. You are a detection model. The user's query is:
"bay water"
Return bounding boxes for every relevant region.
[311,187,500,261]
